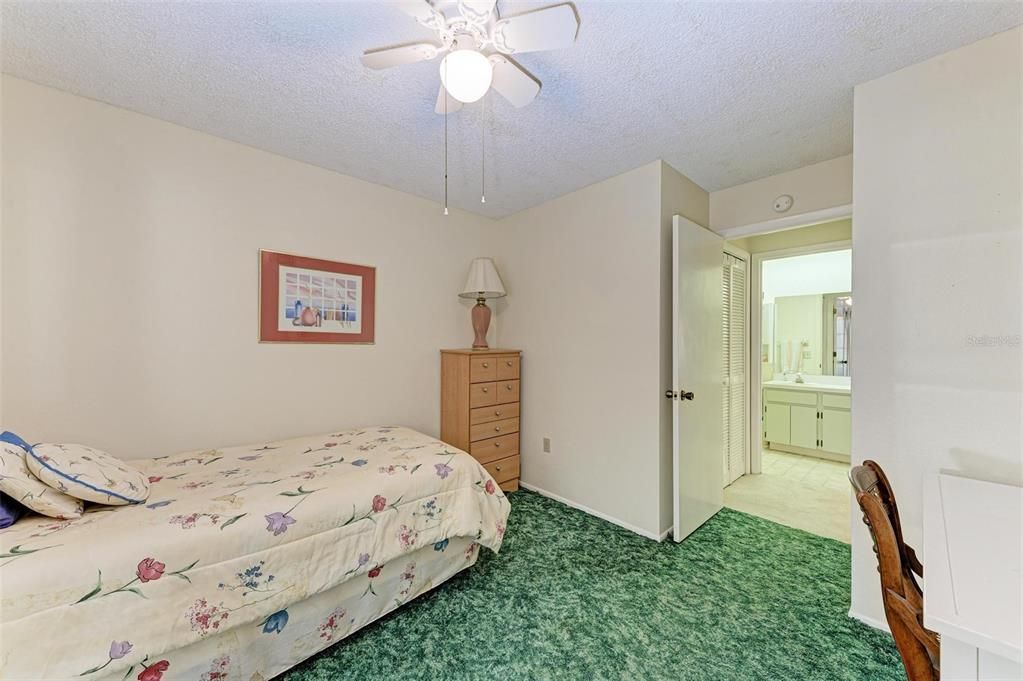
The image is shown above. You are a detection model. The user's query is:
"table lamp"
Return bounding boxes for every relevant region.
[459,257,506,349]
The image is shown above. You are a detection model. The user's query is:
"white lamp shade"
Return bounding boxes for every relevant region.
[440,50,493,104]
[459,257,506,299]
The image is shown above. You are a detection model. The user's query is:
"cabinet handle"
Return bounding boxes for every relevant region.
[494,427,501,432]
[494,410,501,416]
[482,387,488,393]
[495,442,501,448]
[506,384,512,390]
[495,465,502,471]
[482,362,489,368]
[506,361,513,367]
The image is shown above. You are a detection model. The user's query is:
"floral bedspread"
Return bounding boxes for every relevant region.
[0,427,510,680]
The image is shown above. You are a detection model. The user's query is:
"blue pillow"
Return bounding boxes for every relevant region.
[0,492,26,529]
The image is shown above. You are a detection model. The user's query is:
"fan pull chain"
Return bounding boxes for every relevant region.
[443,59,449,216]
[481,94,486,205]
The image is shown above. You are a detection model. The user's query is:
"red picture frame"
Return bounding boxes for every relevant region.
[259,250,376,344]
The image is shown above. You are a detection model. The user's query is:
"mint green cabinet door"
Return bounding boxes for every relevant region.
[790,404,819,449]
[821,409,851,456]
[764,402,790,445]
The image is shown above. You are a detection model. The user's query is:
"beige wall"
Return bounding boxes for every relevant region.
[0,77,5,427]
[496,160,708,538]
[727,218,851,254]
[0,76,712,541]
[495,161,664,537]
[710,156,852,233]
[1,76,500,458]
[850,27,1022,625]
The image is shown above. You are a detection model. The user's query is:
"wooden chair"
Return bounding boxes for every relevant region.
[850,461,924,601]
[851,461,940,681]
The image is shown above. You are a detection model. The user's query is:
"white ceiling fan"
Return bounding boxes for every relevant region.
[361,0,580,114]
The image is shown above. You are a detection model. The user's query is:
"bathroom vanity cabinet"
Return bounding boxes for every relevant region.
[762,383,851,461]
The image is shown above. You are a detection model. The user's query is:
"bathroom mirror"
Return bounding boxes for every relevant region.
[761,248,852,379]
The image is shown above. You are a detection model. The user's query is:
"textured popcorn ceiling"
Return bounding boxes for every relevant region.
[2,1,1020,218]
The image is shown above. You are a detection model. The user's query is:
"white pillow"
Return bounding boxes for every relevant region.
[0,433,84,519]
[26,443,149,505]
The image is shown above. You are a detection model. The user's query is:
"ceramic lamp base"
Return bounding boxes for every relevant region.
[471,299,491,349]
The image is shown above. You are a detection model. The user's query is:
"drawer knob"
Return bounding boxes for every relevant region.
[494,411,501,416]
[495,466,502,471]
[482,387,488,393]
[495,427,501,432]
[506,384,512,390]
[506,361,513,367]
[495,442,501,447]
[482,362,489,368]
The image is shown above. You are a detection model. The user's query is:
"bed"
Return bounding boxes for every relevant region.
[0,426,511,680]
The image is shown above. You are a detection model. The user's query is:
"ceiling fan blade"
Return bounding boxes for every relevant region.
[435,85,463,115]
[361,42,442,70]
[492,3,579,54]
[396,0,446,31]
[458,0,496,24]
[489,55,541,108]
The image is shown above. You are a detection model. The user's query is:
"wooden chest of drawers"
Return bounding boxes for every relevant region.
[440,348,521,491]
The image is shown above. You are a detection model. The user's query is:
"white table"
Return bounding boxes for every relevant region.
[924,472,1023,680]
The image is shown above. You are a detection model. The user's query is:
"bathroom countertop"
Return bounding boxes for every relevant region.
[762,379,851,395]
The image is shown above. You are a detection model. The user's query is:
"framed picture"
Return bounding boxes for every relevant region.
[259,250,376,344]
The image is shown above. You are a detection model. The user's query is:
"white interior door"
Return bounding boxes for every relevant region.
[672,215,724,542]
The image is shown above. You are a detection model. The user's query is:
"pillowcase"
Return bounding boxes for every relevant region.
[0,492,26,529]
[0,432,85,519]
[26,442,149,505]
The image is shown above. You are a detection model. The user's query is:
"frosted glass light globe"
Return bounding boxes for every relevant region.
[439,50,493,103]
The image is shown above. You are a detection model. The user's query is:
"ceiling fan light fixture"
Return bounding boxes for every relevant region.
[440,49,493,104]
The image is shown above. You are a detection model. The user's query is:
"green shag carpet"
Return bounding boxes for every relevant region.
[282,490,903,681]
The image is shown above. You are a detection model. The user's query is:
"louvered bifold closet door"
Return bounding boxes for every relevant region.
[722,253,747,486]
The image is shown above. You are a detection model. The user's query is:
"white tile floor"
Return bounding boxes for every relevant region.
[724,449,852,543]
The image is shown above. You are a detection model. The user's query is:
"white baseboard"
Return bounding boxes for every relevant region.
[518,481,665,542]
[849,608,890,633]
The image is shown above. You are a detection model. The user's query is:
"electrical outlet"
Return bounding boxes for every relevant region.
[543,437,551,453]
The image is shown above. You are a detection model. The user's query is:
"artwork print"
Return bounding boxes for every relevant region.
[259,251,375,344]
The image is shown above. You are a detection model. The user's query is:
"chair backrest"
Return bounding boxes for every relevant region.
[852,467,940,681]
[850,460,923,602]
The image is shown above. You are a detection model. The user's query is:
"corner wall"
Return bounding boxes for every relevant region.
[1,76,501,458]
[495,161,666,537]
[850,27,1022,623]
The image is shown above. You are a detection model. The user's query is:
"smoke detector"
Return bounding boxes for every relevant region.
[773,194,794,213]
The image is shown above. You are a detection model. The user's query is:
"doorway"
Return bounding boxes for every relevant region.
[720,221,853,542]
